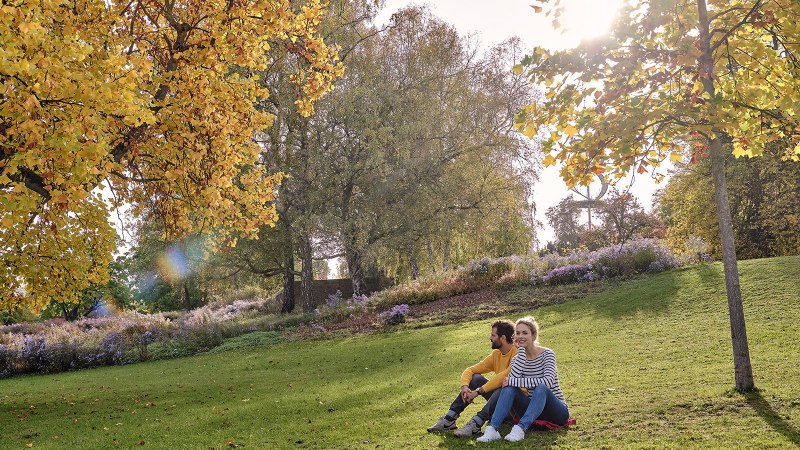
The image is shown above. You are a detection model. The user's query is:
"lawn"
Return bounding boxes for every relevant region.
[2,256,799,449]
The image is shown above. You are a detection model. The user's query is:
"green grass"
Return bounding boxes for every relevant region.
[2,256,799,449]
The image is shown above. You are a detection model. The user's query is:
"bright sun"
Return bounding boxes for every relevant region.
[557,0,625,43]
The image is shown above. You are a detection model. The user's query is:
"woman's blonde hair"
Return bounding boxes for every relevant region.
[516,316,540,344]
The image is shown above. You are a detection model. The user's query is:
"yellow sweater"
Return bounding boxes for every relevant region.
[460,346,518,393]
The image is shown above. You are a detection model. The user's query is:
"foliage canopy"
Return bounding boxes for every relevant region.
[1,0,343,311]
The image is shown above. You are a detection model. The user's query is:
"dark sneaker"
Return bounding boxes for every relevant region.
[427,416,457,432]
[454,418,482,437]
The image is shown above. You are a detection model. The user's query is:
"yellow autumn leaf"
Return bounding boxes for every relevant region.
[732,144,751,158]
[669,152,683,163]
[523,125,535,138]
[564,125,578,137]
[542,154,557,167]
[512,64,524,75]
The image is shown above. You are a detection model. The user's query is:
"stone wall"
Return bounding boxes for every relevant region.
[288,277,393,308]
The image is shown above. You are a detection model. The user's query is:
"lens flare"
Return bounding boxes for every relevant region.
[156,246,190,283]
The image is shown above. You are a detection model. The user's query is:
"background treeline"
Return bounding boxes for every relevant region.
[95,3,538,317]
[4,2,799,324]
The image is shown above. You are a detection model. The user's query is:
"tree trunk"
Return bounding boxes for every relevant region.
[345,245,367,296]
[426,238,436,275]
[442,239,450,272]
[710,137,755,391]
[299,234,315,313]
[281,225,296,313]
[182,279,191,311]
[697,0,754,392]
[407,242,420,280]
[341,181,367,297]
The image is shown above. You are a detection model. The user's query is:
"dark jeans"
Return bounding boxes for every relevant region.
[448,374,501,423]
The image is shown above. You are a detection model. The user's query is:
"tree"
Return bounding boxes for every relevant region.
[546,197,584,252]
[41,260,132,320]
[658,144,800,258]
[517,0,800,391]
[320,8,537,286]
[596,189,664,246]
[1,0,342,312]
[124,215,212,312]
[250,0,379,311]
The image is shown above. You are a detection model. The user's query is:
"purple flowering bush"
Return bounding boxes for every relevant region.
[380,304,409,325]
[539,239,680,285]
[0,293,296,378]
[374,239,685,304]
[314,293,372,324]
[542,264,594,285]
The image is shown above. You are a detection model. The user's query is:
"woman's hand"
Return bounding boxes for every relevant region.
[502,376,509,388]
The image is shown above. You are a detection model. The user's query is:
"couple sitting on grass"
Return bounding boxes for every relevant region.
[427,316,571,443]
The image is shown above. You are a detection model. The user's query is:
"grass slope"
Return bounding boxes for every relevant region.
[2,257,799,449]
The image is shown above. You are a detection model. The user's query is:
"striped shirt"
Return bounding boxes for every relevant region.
[507,346,567,406]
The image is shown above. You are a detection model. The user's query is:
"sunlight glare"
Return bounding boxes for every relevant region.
[557,0,625,42]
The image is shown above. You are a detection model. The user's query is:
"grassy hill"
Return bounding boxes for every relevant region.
[2,256,799,449]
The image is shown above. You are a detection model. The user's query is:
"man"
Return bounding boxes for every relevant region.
[427,319,517,437]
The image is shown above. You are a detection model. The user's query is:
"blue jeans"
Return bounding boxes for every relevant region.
[448,374,501,423]
[490,385,569,430]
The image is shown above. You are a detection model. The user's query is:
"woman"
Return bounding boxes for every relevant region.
[476,316,569,443]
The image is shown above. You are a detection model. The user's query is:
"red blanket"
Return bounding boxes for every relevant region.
[508,412,576,429]
[531,418,577,429]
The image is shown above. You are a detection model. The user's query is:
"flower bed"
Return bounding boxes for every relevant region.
[2,238,696,378]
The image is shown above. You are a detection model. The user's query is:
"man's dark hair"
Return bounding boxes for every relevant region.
[492,319,515,344]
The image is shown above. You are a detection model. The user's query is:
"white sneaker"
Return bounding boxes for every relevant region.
[476,425,501,443]
[504,424,526,442]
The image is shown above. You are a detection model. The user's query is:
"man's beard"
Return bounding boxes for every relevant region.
[491,340,501,349]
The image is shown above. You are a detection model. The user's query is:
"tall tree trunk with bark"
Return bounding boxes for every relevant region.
[426,238,436,275]
[299,234,315,313]
[345,244,367,296]
[280,224,296,313]
[698,0,754,391]
[341,181,367,296]
[181,279,191,311]
[407,242,420,280]
[710,137,754,391]
[442,239,451,272]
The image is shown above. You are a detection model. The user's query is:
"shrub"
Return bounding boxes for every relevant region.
[96,331,133,365]
[0,344,14,377]
[542,264,594,285]
[380,304,409,325]
[466,257,513,281]
[175,324,226,353]
[325,290,343,308]
[20,336,49,373]
[314,294,371,324]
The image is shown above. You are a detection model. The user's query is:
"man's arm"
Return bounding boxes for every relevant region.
[460,352,495,387]
[479,366,511,393]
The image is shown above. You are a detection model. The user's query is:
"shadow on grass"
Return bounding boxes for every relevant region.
[434,425,568,449]
[582,263,729,320]
[584,271,680,319]
[744,390,800,447]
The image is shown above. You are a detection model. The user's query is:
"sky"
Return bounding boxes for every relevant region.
[373,0,669,245]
